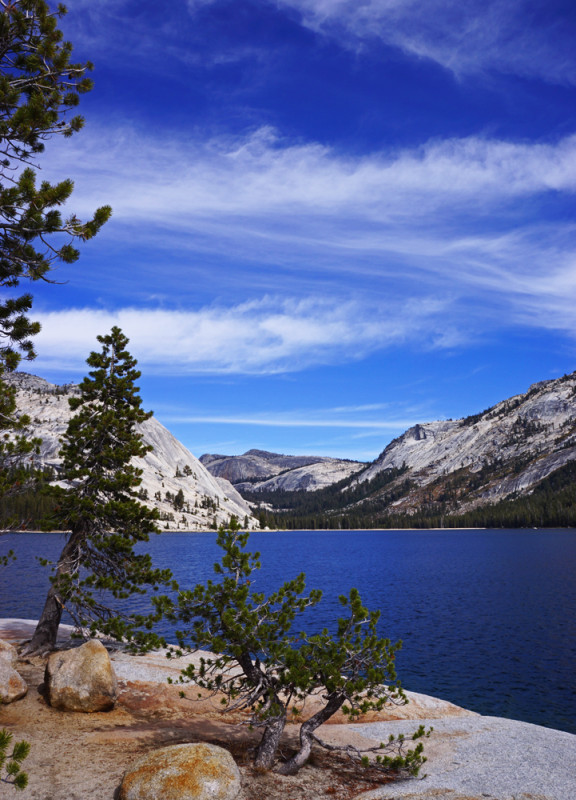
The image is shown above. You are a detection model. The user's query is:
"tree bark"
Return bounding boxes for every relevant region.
[254,711,287,770]
[277,692,345,775]
[21,531,82,655]
[236,651,287,770]
[22,583,64,655]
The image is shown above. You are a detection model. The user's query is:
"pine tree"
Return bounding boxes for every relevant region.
[0,0,111,370]
[0,376,40,505]
[173,488,185,511]
[0,372,59,533]
[168,523,429,775]
[168,520,321,768]
[25,328,173,654]
[0,1,111,529]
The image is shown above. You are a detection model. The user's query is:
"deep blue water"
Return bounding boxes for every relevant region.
[1,529,575,735]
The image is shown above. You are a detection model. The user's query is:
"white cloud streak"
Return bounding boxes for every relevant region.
[66,0,575,85]
[164,414,415,429]
[32,295,450,375]
[163,399,420,430]
[41,124,576,338]
[270,0,576,84]
[49,125,576,221]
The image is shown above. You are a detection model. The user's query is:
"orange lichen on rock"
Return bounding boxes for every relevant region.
[118,742,241,800]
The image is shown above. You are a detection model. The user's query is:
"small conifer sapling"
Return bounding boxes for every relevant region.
[166,523,430,775]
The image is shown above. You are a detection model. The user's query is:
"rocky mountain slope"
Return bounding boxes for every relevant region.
[200,449,365,492]
[11,368,576,530]
[235,371,576,526]
[7,373,255,531]
[354,371,576,516]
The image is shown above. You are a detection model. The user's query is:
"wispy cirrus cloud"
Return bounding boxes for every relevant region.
[62,0,269,75]
[41,124,576,337]
[156,399,423,443]
[180,0,575,84]
[50,125,576,221]
[164,413,416,430]
[64,0,575,86]
[269,0,576,84]
[32,295,451,376]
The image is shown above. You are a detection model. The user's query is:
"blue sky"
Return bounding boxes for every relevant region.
[26,0,576,461]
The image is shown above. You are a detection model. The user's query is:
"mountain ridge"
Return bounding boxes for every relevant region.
[6,369,576,530]
[199,448,365,491]
[359,370,576,510]
[224,370,576,528]
[4,372,256,531]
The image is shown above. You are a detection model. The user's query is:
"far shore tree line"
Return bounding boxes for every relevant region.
[250,457,576,531]
[0,1,428,782]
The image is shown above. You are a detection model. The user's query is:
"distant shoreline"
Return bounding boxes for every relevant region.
[5,526,576,535]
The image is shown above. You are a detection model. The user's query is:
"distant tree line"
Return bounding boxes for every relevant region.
[5,453,576,532]
[0,466,57,530]
[245,465,409,515]
[253,459,576,530]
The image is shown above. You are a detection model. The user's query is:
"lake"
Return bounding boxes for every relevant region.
[1,528,575,734]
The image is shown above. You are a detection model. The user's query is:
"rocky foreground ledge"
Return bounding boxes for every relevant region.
[1,620,574,800]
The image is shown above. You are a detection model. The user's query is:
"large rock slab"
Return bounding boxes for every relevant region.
[0,638,27,703]
[351,715,576,800]
[45,639,117,712]
[118,742,241,800]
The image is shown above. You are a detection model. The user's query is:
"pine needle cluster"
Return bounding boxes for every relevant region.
[0,729,29,791]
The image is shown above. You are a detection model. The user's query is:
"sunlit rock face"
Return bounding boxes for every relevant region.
[205,372,576,519]
[10,370,576,522]
[118,743,241,800]
[352,372,576,513]
[45,640,117,712]
[0,639,27,703]
[200,448,365,492]
[6,373,256,531]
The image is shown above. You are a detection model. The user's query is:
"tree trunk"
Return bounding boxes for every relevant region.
[21,583,64,655]
[236,651,287,770]
[254,712,287,770]
[21,531,82,655]
[277,692,345,775]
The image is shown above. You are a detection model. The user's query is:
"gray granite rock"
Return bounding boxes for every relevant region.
[45,639,118,712]
[353,374,576,513]
[0,639,27,703]
[0,638,18,666]
[4,371,256,531]
[118,742,241,800]
[351,715,576,800]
